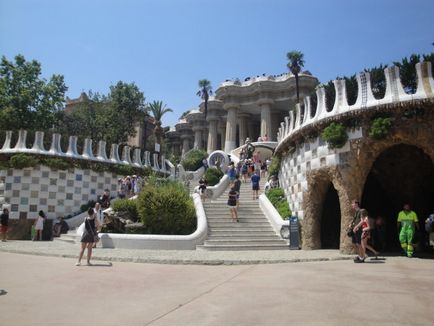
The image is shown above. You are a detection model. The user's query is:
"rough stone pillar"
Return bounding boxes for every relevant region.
[258,99,273,140]
[224,105,238,152]
[238,114,249,145]
[181,136,190,155]
[193,128,202,150]
[207,119,218,153]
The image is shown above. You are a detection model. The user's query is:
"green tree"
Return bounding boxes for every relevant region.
[105,81,147,145]
[196,79,212,118]
[286,51,305,104]
[148,100,173,145]
[0,54,67,131]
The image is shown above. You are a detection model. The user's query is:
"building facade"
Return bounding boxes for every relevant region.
[166,72,319,155]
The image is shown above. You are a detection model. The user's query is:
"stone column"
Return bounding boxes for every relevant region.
[238,113,249,145]
[224,105,238,152]
[193,127,202,150]
[258,99,273,140]
[207,119,218,153]
[181,136,190,155]
[247,121,256,141]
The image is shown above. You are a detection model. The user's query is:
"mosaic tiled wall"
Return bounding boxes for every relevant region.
[0,166,119,220]
[279,128,363,219]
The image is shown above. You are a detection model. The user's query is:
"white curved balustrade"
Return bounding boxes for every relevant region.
[0,131,174,176]
[276,62,434,148]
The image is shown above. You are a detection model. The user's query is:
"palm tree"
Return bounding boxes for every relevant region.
[286,51,305,104]
[196,79,212,118]
[148,100,173,146]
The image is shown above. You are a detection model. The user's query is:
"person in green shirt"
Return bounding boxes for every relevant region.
[397,204,419,257]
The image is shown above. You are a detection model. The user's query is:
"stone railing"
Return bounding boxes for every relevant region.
[276,62,434,152]
[99,193,208,249]
[0,130,174,175]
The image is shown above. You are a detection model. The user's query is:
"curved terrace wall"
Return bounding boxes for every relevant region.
[0,130,176,221]
[274,62,434,253]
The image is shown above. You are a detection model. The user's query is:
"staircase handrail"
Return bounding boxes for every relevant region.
[259,193,289,239]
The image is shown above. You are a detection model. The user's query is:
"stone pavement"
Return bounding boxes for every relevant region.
[0,240,354,265]
[1,251,433,326]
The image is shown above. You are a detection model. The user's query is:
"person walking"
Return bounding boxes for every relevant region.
[227,187,238,223]
[76,207,101,266]
[251,170,260,200]
[33,210,46,241]
[1,207,9,242]
[397,203,419,257]
[358,209,379,260]
[349,200,364,263]
[232,175,241,208]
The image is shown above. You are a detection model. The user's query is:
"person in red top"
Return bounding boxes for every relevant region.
[355,209,379,261]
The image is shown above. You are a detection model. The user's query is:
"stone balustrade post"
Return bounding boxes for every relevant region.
[14,130,28,151]
[121,146,132,165]
[1,131,13,151]
[66,136,79,157]
[109,144,121,163]
[49,133,63,156]
[31,131,45,153]
[82,138,95,160]
[133,148,142,167]
[96,141,108,161]
[153,153,160,170]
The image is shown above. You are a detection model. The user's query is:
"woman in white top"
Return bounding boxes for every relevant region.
[33,210,46,241]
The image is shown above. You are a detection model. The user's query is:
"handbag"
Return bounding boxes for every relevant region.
[346,227,354,237]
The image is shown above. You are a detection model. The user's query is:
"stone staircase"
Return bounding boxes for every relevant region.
[197,178,288,250]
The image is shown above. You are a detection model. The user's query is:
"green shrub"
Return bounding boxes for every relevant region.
[136,179,196,234]
[9,154,38,169]
[369,117,392,140]
[321,122,348,149]
[181,149,207,171]
[204,167,223,186]
[266,188,291,220]
[266,188,285,206]
[43,157,70,170]
[267,155,281,177]
[112,199,139,222]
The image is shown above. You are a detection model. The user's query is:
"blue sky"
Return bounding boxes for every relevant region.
[1,0,433,127]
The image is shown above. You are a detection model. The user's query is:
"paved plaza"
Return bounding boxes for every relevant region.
[1,245,433,325]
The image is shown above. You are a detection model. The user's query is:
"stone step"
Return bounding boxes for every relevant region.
[207,222,271,227]
[196,243,289,251]
[208,230,278,236]
[206,216,267,220]
[209,225,274,231]
[207,235,282,241]
[204,239,287,246]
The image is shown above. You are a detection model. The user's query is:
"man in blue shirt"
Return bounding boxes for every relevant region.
[251,170,260,200]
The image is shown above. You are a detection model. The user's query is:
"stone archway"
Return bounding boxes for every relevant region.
[361,144,434,251]
[302,170,348,250]
[320,183,341,249]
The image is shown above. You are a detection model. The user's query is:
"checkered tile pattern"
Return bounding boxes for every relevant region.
[279,129,363,219]
[0,166,119,220]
